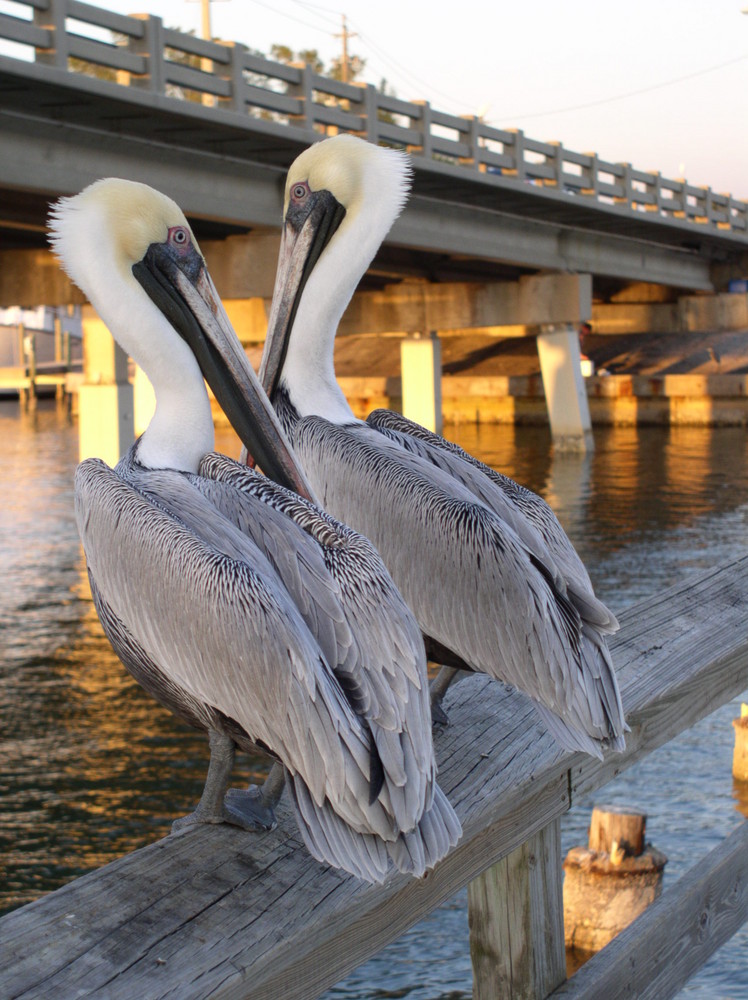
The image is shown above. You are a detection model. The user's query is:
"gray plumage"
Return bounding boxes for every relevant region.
[52,176,460,886]
[77,442,460,882]
[259,135,627,759]
[274,408,626,759]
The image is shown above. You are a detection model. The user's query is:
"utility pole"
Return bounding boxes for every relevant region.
[200,0,211,43]
[186,0,215,41]
[187,0,228,105]
[334,14,357,83]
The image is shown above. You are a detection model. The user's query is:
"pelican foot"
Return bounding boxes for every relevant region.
[224,785,278,832]
[171,806,228,834]
[430,697,450,727]
[429,665,460,727]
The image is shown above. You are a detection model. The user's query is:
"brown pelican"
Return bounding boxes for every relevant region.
[48,177,460,883]
[258,134,627,758]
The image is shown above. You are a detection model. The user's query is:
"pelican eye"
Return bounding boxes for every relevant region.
[168,226,191,248]
[291,183,309,201]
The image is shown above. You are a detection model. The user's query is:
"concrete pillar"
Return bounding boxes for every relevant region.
[401,332,442,434]
[536,323,593,452]
[79,305,134,466]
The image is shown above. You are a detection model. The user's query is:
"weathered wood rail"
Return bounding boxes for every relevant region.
[2,555,748,999]
[1,0,746,236]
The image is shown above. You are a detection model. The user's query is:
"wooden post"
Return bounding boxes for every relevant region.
[400,332,442,434]
[19,324,37,411]
[536,323,592,452]
[53,315,65,403]
[469,818,566,1000]
[588,805,646,857]
[78,305,134,466]
[16,324,27,410]
[563,805,667,956]
[732,703,748,782]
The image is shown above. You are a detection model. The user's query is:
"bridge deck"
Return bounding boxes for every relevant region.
[1,0,746,295]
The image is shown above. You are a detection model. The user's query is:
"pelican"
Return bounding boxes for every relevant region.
[257,134,627,758]
[48,177,460,883]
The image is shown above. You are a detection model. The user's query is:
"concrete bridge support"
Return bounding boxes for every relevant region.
[393,272,592,446]
[400,333,443,434]
[78,306,133,466]
[536,324,593,452]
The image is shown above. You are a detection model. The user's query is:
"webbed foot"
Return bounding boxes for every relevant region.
[431,698,450,726]
[430,665,460,727]
[224,785,277,831]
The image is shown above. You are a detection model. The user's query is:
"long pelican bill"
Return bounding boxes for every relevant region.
[132,240,316,501]
[260,189,346,399]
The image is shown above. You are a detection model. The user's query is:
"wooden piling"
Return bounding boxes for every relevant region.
[563,806,667,956]
[17,323,37,411]
[588,804,646,857]
[53,315,66,403]
[469,819,566,1000]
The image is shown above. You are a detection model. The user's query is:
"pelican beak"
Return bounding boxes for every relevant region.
[260,189,346,399]
[132,240,316,501]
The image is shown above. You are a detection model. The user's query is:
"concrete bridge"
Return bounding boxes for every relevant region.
[2,0,748,452]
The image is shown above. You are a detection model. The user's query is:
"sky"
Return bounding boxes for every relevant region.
[3,0,748,197]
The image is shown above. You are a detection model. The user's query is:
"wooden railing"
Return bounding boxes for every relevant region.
[2,555,748,999]
[1,0,747,236]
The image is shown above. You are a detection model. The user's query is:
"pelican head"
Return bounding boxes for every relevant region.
[49,178,312,496]
[260,136,411,410]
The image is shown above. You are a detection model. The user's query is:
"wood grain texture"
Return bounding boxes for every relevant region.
[3,555,748,1000]
[588,806,646,856]
[551,820,748,1000]
[469,818,565,1000]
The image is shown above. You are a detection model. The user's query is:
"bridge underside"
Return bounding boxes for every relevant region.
[1,59,738,307]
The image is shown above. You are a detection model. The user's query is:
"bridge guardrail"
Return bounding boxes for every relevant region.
[0,0,746,236]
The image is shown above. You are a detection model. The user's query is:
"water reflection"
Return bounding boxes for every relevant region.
[2,401,748,998]
[733,779,748,820]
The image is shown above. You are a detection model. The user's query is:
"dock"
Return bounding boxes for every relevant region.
[2,555,748,999]
[0,321,82,407]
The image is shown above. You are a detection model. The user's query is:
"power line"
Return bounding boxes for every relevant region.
[287,0,342,27]
[498,52,748,121]
[352,26,467,110]
[243,1,471,111]
[245,0,332,38]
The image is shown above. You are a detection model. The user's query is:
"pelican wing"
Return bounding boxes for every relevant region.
[292,417,625,755]
[367,408,618,634]
[196,452,436,828]
[119,451,436,831]
[75,458,390,829]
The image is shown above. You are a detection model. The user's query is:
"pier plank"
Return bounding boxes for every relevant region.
[2,555,748,999]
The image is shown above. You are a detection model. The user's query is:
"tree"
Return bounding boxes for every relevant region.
[270,44,364,84]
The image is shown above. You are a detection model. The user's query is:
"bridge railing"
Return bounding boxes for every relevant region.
[1,0,746,236]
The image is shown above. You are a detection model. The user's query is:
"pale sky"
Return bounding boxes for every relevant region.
[4,0,748,197]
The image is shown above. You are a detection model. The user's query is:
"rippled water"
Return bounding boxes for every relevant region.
[2,401,747,997]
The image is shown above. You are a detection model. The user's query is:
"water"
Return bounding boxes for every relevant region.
[2,401,747,997]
